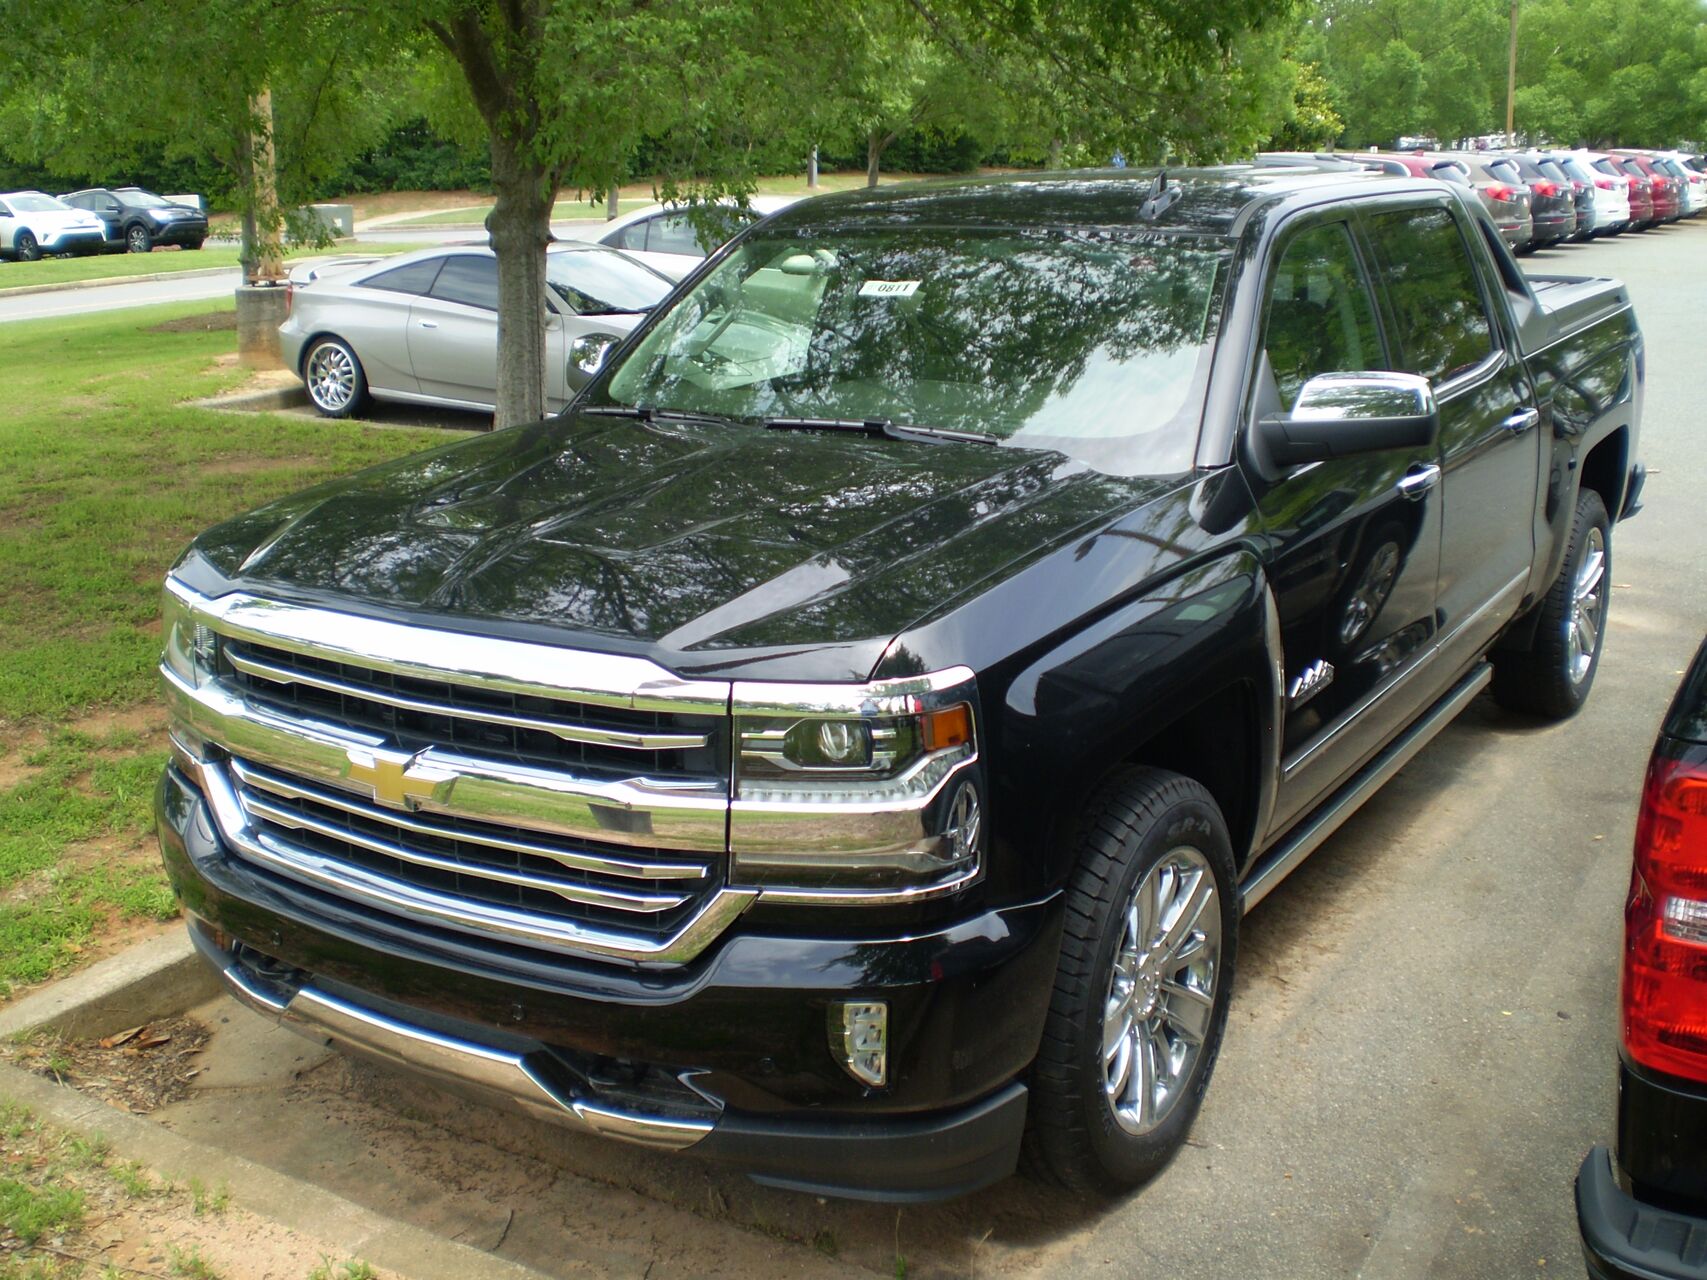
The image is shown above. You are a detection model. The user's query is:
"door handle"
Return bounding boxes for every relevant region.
[418,320,439,329]
[1502,406,1540,433]
[1396,464,1441,500]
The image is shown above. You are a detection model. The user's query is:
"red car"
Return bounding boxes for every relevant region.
[1592,155,1655,227]
[1615,153,1682,223]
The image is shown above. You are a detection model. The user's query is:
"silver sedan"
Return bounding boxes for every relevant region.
[279,243,674,418]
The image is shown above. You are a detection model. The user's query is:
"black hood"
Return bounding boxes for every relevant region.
[181,413,1177,679]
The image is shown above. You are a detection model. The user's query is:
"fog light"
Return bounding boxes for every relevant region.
[832,1001,888,1087]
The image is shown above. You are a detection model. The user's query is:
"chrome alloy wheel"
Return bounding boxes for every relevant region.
[306,343,357,413]
[1102,846,1221,1137]
[1566,526,1607,685]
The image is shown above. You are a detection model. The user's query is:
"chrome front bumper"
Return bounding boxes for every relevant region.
[203,926,716,1151]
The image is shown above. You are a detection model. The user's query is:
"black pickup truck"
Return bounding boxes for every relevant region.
[156,167,1644,1200]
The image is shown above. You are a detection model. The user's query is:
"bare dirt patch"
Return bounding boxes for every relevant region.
[148,311,236,334]
[5,1016,210,1114]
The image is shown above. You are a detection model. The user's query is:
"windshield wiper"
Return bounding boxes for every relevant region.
[579,404,736,427]
[763,416,998,446]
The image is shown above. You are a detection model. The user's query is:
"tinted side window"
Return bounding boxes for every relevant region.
[359,258,444,297]
[1261,222,1386,410]
[428,255,499,310]
[644,214,710,257]
[1365,207,1495,386]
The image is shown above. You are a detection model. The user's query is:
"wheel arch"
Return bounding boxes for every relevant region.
[1578,426,1629,526]
[997,551,1281,893]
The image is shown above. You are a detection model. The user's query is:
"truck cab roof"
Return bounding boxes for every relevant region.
[761,166,1441,239]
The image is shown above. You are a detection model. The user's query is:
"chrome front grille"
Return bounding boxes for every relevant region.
[222,637,724,784]
[164,583,752,965]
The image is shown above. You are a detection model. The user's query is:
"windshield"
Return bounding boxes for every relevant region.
[7,194,69,213]
[547,250,672,316]
[115,190,169,208]
[599,225,1229,475]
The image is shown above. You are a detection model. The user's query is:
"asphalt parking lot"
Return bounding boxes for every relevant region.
[141,219,1707,1280]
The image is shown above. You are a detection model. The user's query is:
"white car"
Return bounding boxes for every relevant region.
[0,191,108,260]
[570,195,800,279]
[1567,152,1634,235]
[278,242,675,418]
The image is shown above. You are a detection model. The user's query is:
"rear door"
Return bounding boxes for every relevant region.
[1249,213,1446,831]
[1361,201,1540,672]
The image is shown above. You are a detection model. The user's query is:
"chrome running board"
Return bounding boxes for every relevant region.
[1240,663,1492,914]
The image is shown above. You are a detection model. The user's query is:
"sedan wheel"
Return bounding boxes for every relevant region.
[303,338,369,418]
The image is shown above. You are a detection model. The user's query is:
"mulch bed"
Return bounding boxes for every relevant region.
[4,1016,210,1112]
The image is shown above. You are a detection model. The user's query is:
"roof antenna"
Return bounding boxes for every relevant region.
[1139,169,1180,221]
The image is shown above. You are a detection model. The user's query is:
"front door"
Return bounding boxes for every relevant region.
[1361,204,1539,662]
[1249,216,1446,833]
[407,254,500,407]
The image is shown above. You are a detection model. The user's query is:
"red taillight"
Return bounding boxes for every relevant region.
[1485,183,1516,201]
[1652,177,1666,191]
[1533,180,1558,196]
[1624,751,1707,1083]
[1594,178,1615,190]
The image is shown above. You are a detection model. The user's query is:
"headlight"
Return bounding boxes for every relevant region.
[161,580,218,688]
[729,669,983,900]
[150,207,182,221]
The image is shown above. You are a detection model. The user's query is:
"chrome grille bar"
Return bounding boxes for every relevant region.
[168,579,730,715]
[225,645,712,752]
[229,759,708,882]
[237,786,694,915]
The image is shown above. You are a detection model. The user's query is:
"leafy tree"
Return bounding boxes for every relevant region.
[0,0,404,266]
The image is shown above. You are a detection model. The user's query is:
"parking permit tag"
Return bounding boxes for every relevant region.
[858,280,922,298]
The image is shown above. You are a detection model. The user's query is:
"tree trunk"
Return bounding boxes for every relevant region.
[486,135,555,430]
[250,87,284,284]
[867,130,897,189]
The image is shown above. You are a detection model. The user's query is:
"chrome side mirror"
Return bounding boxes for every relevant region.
[1259,372,1439,466]
[566,333,621,390]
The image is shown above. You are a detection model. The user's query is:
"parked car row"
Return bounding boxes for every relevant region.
[0,186,206,260]
[1260,146,1705,252]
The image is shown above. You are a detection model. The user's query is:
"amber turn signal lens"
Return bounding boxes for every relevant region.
[922,704,972,752]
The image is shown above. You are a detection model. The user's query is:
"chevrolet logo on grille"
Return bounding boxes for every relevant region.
[343,748,447,811]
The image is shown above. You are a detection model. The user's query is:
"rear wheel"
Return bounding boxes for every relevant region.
[1492,487,1610,719]
[303,337,370,418]
[1025,767,1237,1193]
[13,232,40,262]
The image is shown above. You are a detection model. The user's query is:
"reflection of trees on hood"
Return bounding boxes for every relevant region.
[781,229,1223,434]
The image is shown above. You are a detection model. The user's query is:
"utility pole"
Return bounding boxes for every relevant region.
[1505,0,1519,139]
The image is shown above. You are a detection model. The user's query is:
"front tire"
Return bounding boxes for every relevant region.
[1026,767,1237,1194]
[1492,487,1610,719]
[302,337,370,418]
[14,232,40,262]
[125,224,153,253]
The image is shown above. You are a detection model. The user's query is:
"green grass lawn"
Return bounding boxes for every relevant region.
[0,299,453,993]
[0,241,438,293]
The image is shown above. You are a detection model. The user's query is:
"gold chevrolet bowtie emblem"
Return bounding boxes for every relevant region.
[344,748,443,811]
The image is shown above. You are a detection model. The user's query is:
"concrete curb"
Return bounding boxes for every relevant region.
[188,384,309,412]
[0,1060,557,1280]
[0,931,220,1042]
[0,265,234,298]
